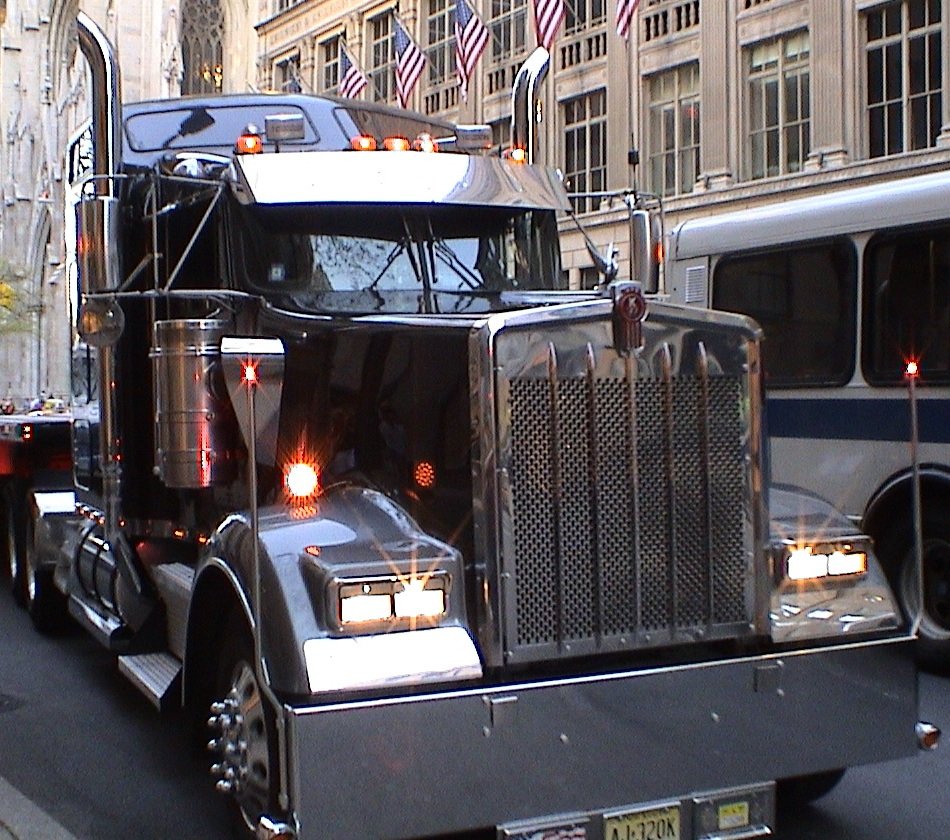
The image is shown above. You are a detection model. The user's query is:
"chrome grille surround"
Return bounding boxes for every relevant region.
[470,298,768,666]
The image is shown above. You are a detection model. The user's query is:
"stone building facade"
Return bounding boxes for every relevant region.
[0,0,258,403]
[257,0,950,287]
[2,0,949,400]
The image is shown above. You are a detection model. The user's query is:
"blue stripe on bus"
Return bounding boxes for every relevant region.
[766,397,950,444]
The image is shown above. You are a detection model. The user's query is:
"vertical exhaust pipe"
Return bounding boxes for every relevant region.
[75,13,150,618]
[510,47,549,164]
[77,12,121,198]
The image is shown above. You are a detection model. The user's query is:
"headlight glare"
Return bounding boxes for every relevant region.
[336,572,449,628]
[781,541,868,582]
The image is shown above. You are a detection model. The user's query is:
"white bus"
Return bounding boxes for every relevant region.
[667,170,950,664]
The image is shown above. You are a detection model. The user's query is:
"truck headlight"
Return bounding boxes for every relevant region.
[776,539,869,583]
[336,572,449,629]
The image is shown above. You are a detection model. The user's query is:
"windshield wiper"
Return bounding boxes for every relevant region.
[431,240,483,290]
[369,237,410,290]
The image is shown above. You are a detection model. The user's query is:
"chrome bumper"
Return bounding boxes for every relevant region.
[286,637,916,840]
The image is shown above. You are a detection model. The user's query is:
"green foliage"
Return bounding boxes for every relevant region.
[0,259,30,333]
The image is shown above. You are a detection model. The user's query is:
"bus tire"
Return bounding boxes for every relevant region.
[883,508,950,668]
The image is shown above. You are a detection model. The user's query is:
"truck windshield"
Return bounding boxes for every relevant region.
[226,202,565,314]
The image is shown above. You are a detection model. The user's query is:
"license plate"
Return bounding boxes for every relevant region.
[604,805,680,840]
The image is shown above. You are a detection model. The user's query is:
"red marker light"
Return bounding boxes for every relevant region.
[242,361,258,386]
[905,360,920,378]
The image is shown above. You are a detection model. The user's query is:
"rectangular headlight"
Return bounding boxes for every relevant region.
[782,542,868,582]
[336,572,449,628]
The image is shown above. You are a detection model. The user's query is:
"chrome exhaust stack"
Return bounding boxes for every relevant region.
[77,12,121,199]
[510,47,550,164]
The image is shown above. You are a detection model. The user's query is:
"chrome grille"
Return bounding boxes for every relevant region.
[505,363,750,661]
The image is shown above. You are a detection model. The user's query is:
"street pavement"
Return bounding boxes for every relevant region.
[0,776,77,840]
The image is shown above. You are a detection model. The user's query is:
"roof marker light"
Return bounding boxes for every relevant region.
[351,135,377,151]
[413,133,439,153]
[383,136,411,152]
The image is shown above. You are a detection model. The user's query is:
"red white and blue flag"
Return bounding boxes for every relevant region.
[455,0,489,102]
[394,17,427,108]
[533,0,564,49]
[615,0,641,40]
[338,42,368,98]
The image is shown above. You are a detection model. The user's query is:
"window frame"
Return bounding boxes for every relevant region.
[745,30,811,180]
[646,62,701,197]
[711,237,858,389]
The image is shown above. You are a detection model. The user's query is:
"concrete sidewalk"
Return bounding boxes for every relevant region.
[0,776,78,840]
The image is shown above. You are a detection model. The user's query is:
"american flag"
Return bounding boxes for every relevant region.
[615,0,641,40]
[394,17,427,109]
[338,42,368,99]
[455,0,489,102]
[533,0,564,50]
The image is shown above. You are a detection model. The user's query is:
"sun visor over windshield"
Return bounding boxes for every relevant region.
[228,151,571,212]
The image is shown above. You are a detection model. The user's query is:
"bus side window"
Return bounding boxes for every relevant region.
[864,224,950,385]
[711,239,856,387]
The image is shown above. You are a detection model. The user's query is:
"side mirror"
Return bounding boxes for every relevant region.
[629,208,662,294]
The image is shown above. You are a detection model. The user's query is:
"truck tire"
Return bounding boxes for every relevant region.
[24,513,66,633]
[207,609,279,838]
[778,768,846,805]
[879,507,950,668]
[4,490,26,606]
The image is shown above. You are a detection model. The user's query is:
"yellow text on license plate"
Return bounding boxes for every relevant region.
[604,805,680,840]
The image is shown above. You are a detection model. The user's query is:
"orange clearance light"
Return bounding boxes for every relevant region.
[21,424,33,442]
[413,460,436,489]
[383,136,411,152]
[286,462,320,498]
[504,147,527,163]
[235,132,263,155]
[351,135,378,151]
[413,133,439,153]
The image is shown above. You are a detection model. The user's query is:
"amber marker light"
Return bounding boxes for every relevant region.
[383,136,411,152]
[351,135,377,151]
[286,462,320,499]
[413,460,436,489]
[504,147,527,163]
[235,132,263,155]
[413,133,438,153]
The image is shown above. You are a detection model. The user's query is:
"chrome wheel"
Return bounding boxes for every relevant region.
[208,639,275,834]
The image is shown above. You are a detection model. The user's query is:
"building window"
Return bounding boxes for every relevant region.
[565,0,606,35]
[427,0,454,86]
[275,53,301,92]
[490,0,528,63]
[866,0,943,157]
[747,31,810,179]
[181,0,225,94]
[369,13,395,103]
[563,89,607,214]
[647,63,700,197]
[320,37,340,93]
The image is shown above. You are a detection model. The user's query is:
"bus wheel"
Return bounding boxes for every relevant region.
[207,610,279,838]
[893,510,950,668]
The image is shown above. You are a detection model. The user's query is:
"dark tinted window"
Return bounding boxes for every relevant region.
[125,104,318,152]
[713,239,856,387]
[864,223,950,384]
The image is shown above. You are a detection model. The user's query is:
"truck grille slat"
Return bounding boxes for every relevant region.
[506,345,749,661]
